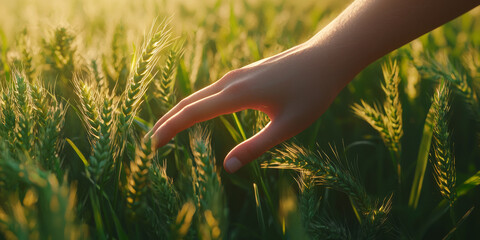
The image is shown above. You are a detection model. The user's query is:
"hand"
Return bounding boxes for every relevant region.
[148,0,479,173]
[147,41,352,173]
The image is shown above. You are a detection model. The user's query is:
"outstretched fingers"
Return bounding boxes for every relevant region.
[148,82,222,137]
[150,89,246,148]
[148,70,243,138]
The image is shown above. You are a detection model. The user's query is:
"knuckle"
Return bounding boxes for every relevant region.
[177,98,188,108]
[224,69,243,80]
[222,81,249,96]
[217,69,244,86]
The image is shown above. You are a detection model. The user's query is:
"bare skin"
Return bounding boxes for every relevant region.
[148,0,480,173]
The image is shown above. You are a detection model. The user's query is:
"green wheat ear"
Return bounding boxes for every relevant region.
[264,143,392,238]
[146,160,179,237]
[171,201,196,239]
[189,125,227,240]
[0,172,86,239]
[419,52,480,122]
[117,19,173,156]
[431,81,456,207]
[127,137,154,219]
[351,100,389,144]
[15,29,35,82]
[351,59,403,181]
[155,43,184,112]
[13,73,33,152]
[31,82,67,176]
[89,96,115,185]
[462,47,480,81]
[298,173,352,239]
[298,172,320,227]
[462,48,480,101]
[0,87,17,149]
[74,76,101,144]
[90,60,109,94]
[41,26,77,98]
[103,22,129,89]
[382,60,403,151]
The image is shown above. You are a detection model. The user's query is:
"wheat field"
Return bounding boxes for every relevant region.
[0,0,480,239]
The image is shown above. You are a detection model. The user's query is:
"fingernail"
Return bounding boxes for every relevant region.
[225,157,242,173]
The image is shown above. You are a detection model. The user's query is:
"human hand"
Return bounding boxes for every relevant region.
[147,41,353,173]
[147,0,479,173]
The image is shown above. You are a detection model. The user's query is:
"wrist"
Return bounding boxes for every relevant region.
[301,36,362,90]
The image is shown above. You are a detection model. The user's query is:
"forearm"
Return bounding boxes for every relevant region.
[307,0,480,80]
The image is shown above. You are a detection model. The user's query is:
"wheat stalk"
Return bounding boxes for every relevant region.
[352,61,403,153]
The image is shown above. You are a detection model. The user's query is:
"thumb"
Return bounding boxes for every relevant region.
[223,117,292,173]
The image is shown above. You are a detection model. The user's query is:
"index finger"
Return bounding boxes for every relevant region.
[150,89,247,148]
